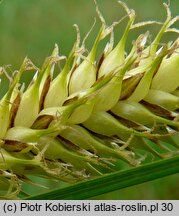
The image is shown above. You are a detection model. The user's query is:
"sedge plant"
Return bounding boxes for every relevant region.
[0,1,179,199]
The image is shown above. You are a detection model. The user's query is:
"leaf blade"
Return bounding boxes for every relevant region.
[26,155,179,200]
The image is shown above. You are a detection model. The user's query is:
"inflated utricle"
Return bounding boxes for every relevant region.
[0,1,178,199]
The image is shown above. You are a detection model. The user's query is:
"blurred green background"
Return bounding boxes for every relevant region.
[0,0,179,199]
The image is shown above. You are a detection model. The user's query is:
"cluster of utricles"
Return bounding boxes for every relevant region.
[0,1,179,198]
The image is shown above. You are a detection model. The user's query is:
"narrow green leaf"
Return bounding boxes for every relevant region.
[26,155,179,200]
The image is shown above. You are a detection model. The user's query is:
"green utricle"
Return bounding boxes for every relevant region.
[0,1,179,199]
